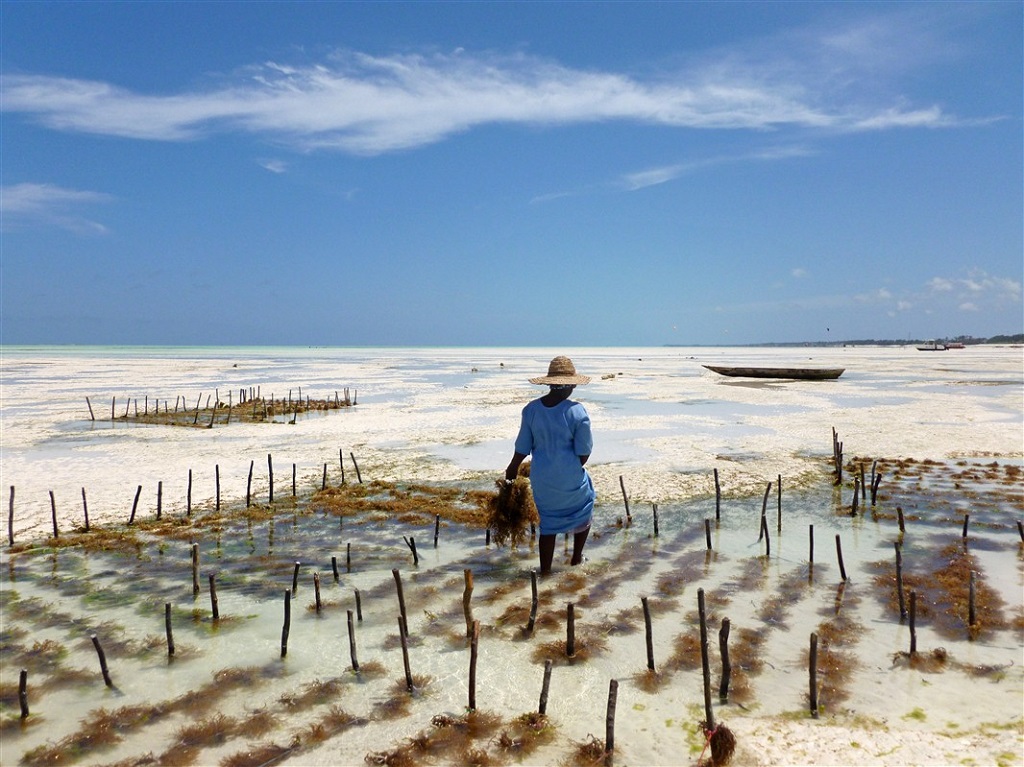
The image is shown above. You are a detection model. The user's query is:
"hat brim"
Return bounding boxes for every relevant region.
[528,374,591,385]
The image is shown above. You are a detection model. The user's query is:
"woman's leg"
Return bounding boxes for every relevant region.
[570,525,590,565]
[538,534,556,574]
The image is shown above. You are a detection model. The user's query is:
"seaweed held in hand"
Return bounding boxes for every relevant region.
[487,475,538,548]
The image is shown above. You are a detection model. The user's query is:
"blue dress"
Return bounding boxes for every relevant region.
[514,398,595,535]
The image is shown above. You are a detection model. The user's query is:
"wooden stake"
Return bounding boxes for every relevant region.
[281,589,291,658]
[527,570,539,633]
[292,463,297,497]
[895,542,907,620]
[86,396,95,421]
[835,534,847,581]
[642,596,655,671]
[191,543,200,595]
[698,588,714,730]
[246,460,254,508]
[809,524,814,564]
[346,542,351,571]
[165,603,175,657]
[463,569,474,639]
[313,572,322,614]
[468,620,481,711]
[809,632,819,717]
[49,490,58,539]
[268,454,274,504]
[322,463,328,491]
[652,504,659,537]
[209,573,219,620]
[619,475,631,520]
[705,518,712,550]
[128,485,142,525]
[186,470,192,517]
[393,569,408,637]
[714,468,721,522]
[354,588,363,621]
[761,515,770,558]
[897,507,905,534]
[292,561,300,594]
[350,452,362,483]
[19,669,29,718]
[331,556,339,581]
[398,616,413,691]
[347,610,359,671]
[605,679,619,757]
[539,659,553,715]
[156,481,162,520]
[962,514,970,540]
[758,481,771,540]
[851,478,860,516]
[215,465,221,511]
[404,536,419,565]
[1016,520,1023,542]
[777,474,782,532]
[81,487,89,532]
[718,618,731,702]
[434,514,441,547]
[91,634,113,687]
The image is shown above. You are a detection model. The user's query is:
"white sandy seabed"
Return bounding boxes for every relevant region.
[1,344,1022,766]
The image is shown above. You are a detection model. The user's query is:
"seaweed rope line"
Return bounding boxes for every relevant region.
[698,725,718,765]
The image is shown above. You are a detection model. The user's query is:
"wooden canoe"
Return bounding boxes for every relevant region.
[703,365,845,380]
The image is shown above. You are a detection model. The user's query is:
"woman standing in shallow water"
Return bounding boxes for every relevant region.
[505,356,595,575]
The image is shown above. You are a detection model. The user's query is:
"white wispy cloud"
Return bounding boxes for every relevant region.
[1,32,963,157]
[621,146,817,191]
[1,182,112,233]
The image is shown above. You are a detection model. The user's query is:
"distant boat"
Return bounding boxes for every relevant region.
[917,341,947,351]
[945,342,965,349]
[703,365,845,380]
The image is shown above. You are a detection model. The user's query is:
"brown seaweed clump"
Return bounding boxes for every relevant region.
[700,721,736,766]
[487,473,539,548]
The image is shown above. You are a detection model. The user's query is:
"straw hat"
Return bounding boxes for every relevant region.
[528,356,591,385]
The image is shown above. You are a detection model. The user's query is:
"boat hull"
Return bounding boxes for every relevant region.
[703,365,844,380]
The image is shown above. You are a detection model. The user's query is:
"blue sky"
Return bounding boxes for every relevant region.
[2,1,1021,346]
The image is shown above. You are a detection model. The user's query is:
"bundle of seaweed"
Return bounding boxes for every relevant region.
[486,466,538,548]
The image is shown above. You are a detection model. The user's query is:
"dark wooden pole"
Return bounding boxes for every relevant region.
[165,603,175,657]
[809,632,819,717]
[897,507,905,534]
[698,588,715,730]
[86,396,95,420]
[331,556,339,581]
[281,589,291,658]
[393,569,409,637]
[434,514,441,547]
[566,603,576,658]
[758,481,771,541]
[704,518,712,550]
[354,588,363,621]
[809,524,814,564]
[49,490,58,539]
[835,534,848,581]
[186,469,192,517]
[82,487,89,532]
[961,514,970,540]
[246,461,254,508]
[777,474,782,532]
[191,543,200,595]
[128,485,142,525]
[909,590,917,654]
[642,596,655,671]
[350,452,362,483]
[718,618,731,702]
[268,454,274,504]
[527,570,539,632]
[399,616,413,690]
[761,515,770,558]
[209,573,219,620]
[313,573,322,614]
[895,542,907,620]
[463,569,474,639]
[605,678,619,757]
[714,468,721,522]
[653,503,659,537]
[539,659,553,715]
[347,610,359,671]
[968,570,976,628]
[292,561,300,594]
[156,481,162,520]
[215,465,221,511]
[292,463,297,498]
[18,669,29,718]
[468,620,481,711]
[91,634,113,687]
[619,475,631,521]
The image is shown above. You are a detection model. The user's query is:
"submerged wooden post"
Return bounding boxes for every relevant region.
[350,452,362,483]
[718,617,731,702]
[463,569,474,639]
[322,463,328,491]
[86,396,95,421]
[897,507,905,534]
[851,478,860,516]
[527,570,539,633]
[539,659,553,715]
[761,515,770,558]
[313,572,322,614]
[968,570,976,628]
[809,632,819,717]
[642,596,655,671]
[246,461,254,508]
[191,543,200,595]
[292,561,300,593]
[268,453,274,504]
[91,634,113,687]
[186,469,192,517]
[128,485,142,525]
[704,518,712,551]
[758,481,771,540]
[399,616,413,690]
[835,534,848,581]
[777,474,782,532]
[347,610,359,671]
[619,475,631,521]
[165,603,175,657]
[209,573,219,620]
[962,514,970,540]
[292,463,297,498]
[434,514,441,547]
[156,481,162,520]
[605,678,619,757]
[281,589,291,658]
[331,556,340,581]
[895,542,907,620]
[393,569,409,637]
[81,487,89,532]
[354,588,363,621]
[698,588,715,731]
[652,503,659,537]
[468,620,481,711]
[809,524,814,564]
[215,464,221,511]
[18,669,28,718]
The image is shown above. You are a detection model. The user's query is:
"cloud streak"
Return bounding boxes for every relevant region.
[2,41,961,156]
[1,182,112,234]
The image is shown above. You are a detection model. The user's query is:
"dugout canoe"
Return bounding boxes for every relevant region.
[703,365,845,380]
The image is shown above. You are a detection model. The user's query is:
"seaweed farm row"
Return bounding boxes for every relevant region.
[1,454,1022,767]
